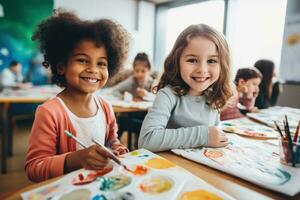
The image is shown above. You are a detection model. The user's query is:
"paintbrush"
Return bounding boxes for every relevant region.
[293,121,300,143]
[64,130,88,149]
[64,130,132,172]
[91,138,132,172]
[284,116,295,167]
[274,121,284,138]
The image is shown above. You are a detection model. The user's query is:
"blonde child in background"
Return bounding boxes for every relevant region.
[138,24,232,152]
[220,67,262,121]
[25,9,130,182]
[112,52,154,101]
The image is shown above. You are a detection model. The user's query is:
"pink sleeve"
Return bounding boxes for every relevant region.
[240,96,256,110]
[25,105,68,182]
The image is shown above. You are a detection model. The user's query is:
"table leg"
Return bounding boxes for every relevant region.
[1,103,9,174]
[127,116,132,151]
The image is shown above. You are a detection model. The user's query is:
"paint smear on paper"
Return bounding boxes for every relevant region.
[179,189,223,200]
[131,165,148,175]
[139,176,173,194]
[99,175,131,191]
[204,149,224,158]
[72,166,113,185]
[145,157,175,169]
[59,188,91,200]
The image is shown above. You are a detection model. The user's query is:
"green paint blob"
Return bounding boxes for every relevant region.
[99,175,131,191]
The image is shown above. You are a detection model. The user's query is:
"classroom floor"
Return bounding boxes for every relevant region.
[0,118,133,198]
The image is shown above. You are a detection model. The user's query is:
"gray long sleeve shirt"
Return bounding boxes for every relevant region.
[138,86,219,152]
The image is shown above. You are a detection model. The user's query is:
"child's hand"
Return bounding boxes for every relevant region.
[249,106,259,113]
[111,143,129,156]
[78,145,110,170]
[208,127,228,147]
[136,88,147,98]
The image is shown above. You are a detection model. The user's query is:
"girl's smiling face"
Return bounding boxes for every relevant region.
[179,36,220,96]
[133,61,151,85]
[59,40,108,94]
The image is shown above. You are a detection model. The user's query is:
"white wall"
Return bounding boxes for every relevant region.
[54,0,155,67]
[277,0,300,108]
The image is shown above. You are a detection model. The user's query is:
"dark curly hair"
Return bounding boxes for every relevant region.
[133,52,151,70]
[155,24,233,110]
[32,9,130,87]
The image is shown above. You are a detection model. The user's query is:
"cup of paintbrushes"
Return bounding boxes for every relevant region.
[279,138,300,167]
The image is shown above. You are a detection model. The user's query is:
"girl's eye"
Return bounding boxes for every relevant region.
[76,59,88,64]
[208,59,218,64]
[187,58,197,64]
[98,61,108,68]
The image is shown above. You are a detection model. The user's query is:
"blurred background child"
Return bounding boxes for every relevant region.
[221,67,262,121]
[0,60,32,89]
[112,52,154,101]
[112,53,154,148]
[254,59,282,109]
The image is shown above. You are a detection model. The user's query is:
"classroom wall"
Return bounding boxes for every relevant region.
[277,0,300,108]
[54,0,155,66]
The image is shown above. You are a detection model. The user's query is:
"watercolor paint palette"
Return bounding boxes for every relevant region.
[21,149,234,200]
[219,117,278,138]
[172,134,300,196]
[247,106,300,133]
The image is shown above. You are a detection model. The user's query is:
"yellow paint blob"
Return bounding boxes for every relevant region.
[139,176,173,194]
[130,151,139,156]
[145,157,176,169]
[180,189,223,200]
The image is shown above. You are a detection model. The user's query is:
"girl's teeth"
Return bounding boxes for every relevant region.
[194,77,206,81]
[83,77,98,83]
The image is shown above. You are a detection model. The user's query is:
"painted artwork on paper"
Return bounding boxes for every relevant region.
[21,149,235,200]
[219,117,278,138]
[172,134,300,196]
[247,106,300,133]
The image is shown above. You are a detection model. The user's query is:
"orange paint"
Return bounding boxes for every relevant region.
[179,189,223,200]
[131,165,148,175]
[203,149,224,158]
[92,166,113,177]
[145,157,175,169]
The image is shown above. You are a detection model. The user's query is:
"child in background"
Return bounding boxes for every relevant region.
[220,67,262,121]
[112,53,154,144]
[138,24,232,152]
[254,59,281,109]
[25,9,130,182]
[0,60,32,89]
[112,52,154,101]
